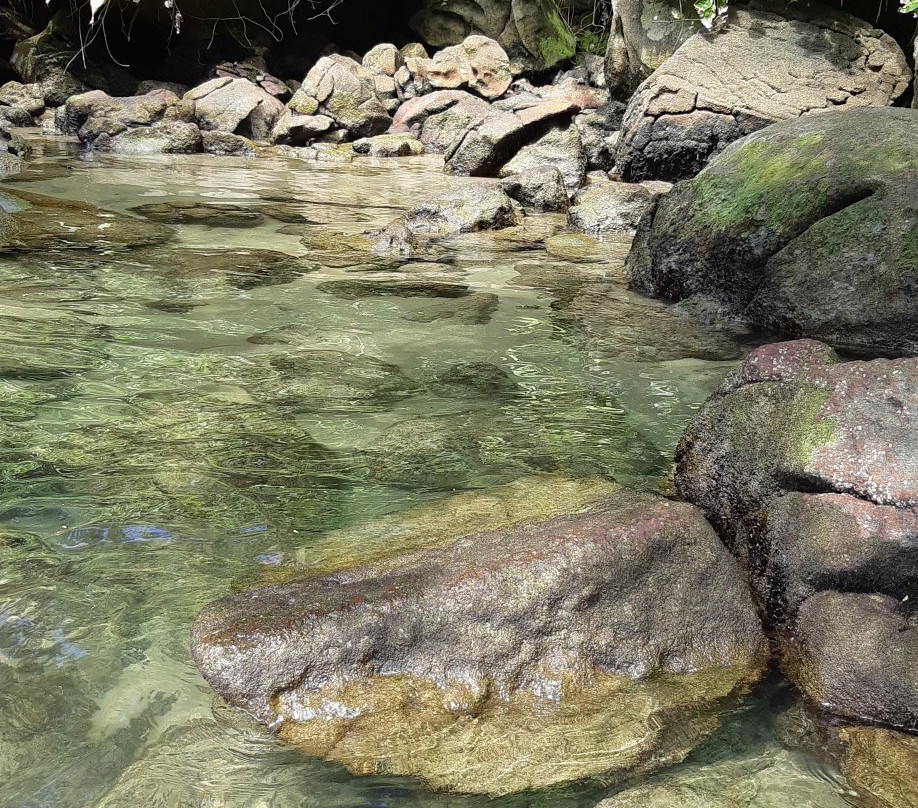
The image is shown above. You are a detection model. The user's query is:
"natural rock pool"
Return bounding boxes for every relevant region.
[0,137,857,807]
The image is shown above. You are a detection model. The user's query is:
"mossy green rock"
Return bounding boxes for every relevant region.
[674,340,916,574]
[627,108,918,355]
[409,0,574,69]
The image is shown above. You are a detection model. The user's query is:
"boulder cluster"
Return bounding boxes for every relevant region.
[0,0,915,803]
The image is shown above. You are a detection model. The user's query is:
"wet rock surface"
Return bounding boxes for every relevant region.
[627,108,918,355]
[499,166,569,212]
[0,188,172,252]
[568,180,659,237]
[352,132,424,157]
[615,1,910,182]
[0,120,26,177]
[839,726,918,808]
[675,339,917,733]
[782,592,917,731]
[193,487,765,794]
[369,183,522,258]
[130,201,264,228]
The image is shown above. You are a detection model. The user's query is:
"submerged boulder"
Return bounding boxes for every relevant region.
[193,486,765,795]
[0,188,172,252]
[370,183,522,257]
[627,108,918,355]
[596,747,850,808]
[839,727,918,808]
[615,1,910,182]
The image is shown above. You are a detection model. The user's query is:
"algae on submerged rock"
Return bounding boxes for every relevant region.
[839,727,918,808]
[193,487,766,795]
[0,189,172,252]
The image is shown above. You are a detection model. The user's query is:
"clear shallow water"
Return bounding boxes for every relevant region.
[0,137,854,807]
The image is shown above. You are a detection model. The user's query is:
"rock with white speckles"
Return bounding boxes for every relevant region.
[676,340,916,568]
[675,339,917,731]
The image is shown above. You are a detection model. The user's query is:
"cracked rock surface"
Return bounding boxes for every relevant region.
[615,1,910,182]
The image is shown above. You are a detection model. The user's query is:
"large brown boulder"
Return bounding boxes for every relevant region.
[193,485,765,795]
[445,97,583,177]
[627,108,918,356]
[615,1,910,182]
[674,339,917,732]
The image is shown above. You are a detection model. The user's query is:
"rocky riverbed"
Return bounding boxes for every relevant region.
[1,0,916,806]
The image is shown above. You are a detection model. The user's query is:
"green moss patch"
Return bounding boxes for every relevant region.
[689,134,830,235]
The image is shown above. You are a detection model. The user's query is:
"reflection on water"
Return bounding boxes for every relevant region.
[0,138,851,807]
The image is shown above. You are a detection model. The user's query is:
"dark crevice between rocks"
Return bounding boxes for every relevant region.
[775,471,880,506]
[4,0,431,92]
[729,183,881,317]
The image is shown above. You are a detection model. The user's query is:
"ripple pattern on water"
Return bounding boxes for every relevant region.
[0,144,854,808]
